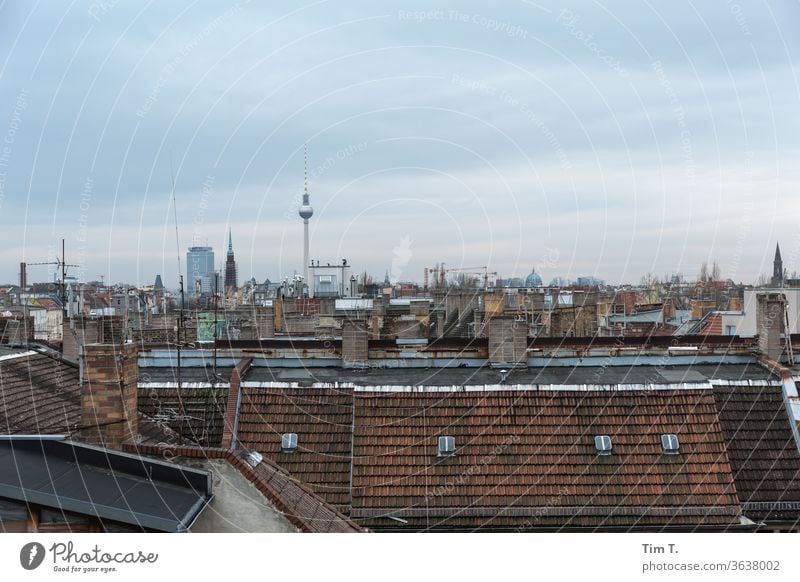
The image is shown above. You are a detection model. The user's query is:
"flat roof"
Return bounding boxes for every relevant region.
[0,438,212,532]
[138,366,233,385]
[243,362,775,387]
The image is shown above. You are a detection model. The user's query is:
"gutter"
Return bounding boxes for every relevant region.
[181,493,215,532]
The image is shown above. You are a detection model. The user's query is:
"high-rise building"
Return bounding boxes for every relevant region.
[224,229,238,291]
[187,246,215,296]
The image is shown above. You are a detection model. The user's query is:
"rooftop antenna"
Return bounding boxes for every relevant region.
[28,240,79,320]
[214,269,219,378]
[170,157,186,444]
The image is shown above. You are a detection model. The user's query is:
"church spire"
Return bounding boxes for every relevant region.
[224,227,237,290]
[772,242,784,287]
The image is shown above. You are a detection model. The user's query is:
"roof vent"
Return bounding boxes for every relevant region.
[438,436,456,457]
[244,450,263,468]
[281,432,298,453]
[661,434,680,455]
[594,435,612,455]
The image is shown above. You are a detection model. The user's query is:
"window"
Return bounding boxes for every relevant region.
[661,434,680,454]
[594,435,613,455]
[0,499,26,522]
[725,325,736,335]
[40,509,89,525]
[438,436,456,457]
[281,433,298,453]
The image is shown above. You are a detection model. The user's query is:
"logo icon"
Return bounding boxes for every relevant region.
[20,542,46,570]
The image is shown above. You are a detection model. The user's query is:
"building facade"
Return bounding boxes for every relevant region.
[187,246,215,296]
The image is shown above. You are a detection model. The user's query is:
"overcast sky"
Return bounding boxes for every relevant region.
[0,1,798,288]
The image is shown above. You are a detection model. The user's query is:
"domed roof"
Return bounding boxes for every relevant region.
[525,268,542,287]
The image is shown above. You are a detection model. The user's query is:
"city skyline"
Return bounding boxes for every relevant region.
[0,2,798,285]
[1,229,794,290]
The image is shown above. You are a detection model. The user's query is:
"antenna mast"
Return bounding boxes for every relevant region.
[170,161,185,443]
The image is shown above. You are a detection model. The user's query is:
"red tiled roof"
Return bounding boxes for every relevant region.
[236,387,744,530]
[352,390,739,530]
[237,388,353,510]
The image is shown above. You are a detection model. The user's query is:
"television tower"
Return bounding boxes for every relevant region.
[298,143,314,289]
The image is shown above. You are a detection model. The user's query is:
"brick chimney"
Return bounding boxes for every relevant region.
[756,292,786,362]
[80,343,138,449]
[488,315,528,368]
[661,298,675,321]
[221,357,253,450]
[257,306,275,338]
[341,318,369,368]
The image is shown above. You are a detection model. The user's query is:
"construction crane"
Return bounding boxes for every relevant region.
[431,265,498,289]
[453,267,498,289]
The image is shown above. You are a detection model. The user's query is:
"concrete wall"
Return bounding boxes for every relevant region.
[757,293,786,360]
[736,289,800,337]
[188,459,297,533]
[63,316,125,360]
[282,314,318,335]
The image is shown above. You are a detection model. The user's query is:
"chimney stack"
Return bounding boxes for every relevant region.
[728,296,743,312]
[254,305,275,338]
[756,292,786,362]
[488,315,528,368]
[341,318,369,368]
[80,343,138,449]
[661,298,675,321]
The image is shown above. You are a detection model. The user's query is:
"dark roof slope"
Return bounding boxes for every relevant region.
[713,384,800,523]
[0,349,183,446]
[137,366,234,447]
[0,351,81,434]
[0,437,211,532]
[137,386,228,447]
